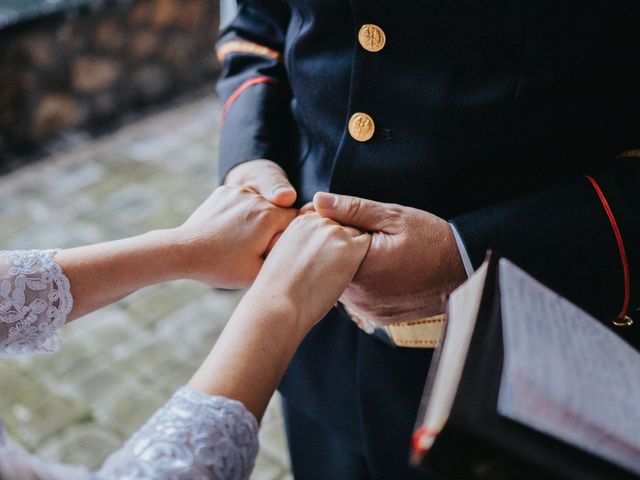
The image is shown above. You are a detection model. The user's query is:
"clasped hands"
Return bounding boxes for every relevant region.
[219,159,467,327]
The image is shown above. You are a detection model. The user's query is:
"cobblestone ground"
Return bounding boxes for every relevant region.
[0,93,292,479]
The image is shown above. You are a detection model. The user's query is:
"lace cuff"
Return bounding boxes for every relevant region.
[0,250,73,358]
[98,387,260,480]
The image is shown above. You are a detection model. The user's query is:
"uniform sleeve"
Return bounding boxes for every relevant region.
[0,250,73,358]
[450,157,640,344]
[216,0,293,181]
[97,387,259,480]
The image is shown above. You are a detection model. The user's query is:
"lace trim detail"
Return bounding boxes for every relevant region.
[98,387,259,480]
[0,250,73,357]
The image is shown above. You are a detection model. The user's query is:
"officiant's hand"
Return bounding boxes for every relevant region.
[175,186,296,288]
[313,192,467,325]
[225,159,297,207]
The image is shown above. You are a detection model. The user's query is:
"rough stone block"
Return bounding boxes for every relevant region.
[92,91,119,118]
[30,94,78,142]
[93,18,125,53]
[163,35,198,78]
[56,21,83,54]
[179,0,210,29]
[128,0,152,25]
[152,0,180,27]
[132,64,172,100]
[130,30,158,59]
[17,32,55,69]
[72,57,121,93]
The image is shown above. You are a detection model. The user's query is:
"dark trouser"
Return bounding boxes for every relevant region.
[283,399,370,479]
[279,307,435,480]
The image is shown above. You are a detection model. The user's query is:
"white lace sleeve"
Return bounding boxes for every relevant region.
[0,250,73,358]
[98,386,259,480]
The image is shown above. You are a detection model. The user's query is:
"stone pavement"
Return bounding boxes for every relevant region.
[0,93,292,479]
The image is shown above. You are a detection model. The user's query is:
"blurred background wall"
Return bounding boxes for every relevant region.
[0,0,221,162]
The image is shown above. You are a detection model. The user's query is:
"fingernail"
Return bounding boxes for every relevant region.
[273,185,293,196]
[315,192,338,209]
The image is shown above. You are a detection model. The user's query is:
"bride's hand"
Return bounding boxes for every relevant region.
[247,213,371,330]
[187,213,369,419]
[172,185,297,288]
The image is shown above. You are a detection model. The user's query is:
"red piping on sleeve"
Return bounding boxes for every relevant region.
[221,76,276,122]
[585,175,630,318]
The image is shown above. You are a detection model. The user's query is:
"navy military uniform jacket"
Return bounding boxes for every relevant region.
[216,1,640,478]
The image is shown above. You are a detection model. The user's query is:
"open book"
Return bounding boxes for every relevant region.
[411,254,640,480]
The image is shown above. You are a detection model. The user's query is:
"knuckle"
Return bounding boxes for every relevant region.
[264,160,285,175]
[226,167,251,185]
[291,215,308,228]
[347,197,363,218]
[319,217,335,228]
[327,224,344,237]
[269,170,287,183]
[222,184,242,197]
[384,205,404,226]
[255,205,276,223]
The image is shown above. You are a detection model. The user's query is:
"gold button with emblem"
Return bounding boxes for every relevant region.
[348,112,375,142]
[358,24,386,53]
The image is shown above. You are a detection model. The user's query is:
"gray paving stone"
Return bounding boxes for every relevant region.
[2,383,91,450]
[93,385,167,438]
[121,284,202,329]
[47,162,106,196]
[251,453,288,480]
[258,395,292,470]
[39,424,122,470]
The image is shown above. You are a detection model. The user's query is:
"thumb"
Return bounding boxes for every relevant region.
[313,192,390,231]
[256,164,297,207]
[226,160,297,207]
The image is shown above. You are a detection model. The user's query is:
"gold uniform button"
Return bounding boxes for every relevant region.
[358,24,386,53]
[349,112,375,142]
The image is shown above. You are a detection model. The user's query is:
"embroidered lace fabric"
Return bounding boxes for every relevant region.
[0,250,73,357]
[0,250,260,479]
[97,387,259,480]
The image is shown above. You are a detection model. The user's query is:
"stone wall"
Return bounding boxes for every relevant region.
[0,0,220,157]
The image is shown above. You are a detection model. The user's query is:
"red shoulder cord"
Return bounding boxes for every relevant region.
[221,76,276,122]
[585,175,630,320]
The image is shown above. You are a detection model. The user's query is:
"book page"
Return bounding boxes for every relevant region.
[416,261,489,451]
[498,259,640,475]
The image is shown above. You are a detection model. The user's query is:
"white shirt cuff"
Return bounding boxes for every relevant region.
[449,223,475,277]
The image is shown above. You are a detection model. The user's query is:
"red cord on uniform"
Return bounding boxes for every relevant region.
[221,76,276,122]
[585,175,630,318]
